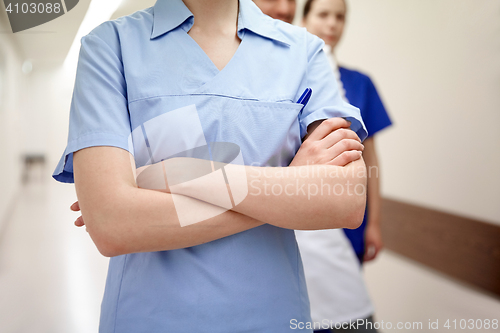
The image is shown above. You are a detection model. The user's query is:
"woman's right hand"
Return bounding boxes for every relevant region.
[290,117,364,167]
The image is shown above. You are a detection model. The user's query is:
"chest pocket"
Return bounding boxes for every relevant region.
[128,95,303,168]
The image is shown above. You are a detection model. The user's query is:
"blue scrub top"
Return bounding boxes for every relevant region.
[338,66,392,263]
[52,0,367,332]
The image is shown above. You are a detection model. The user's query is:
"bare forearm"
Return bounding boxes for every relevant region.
[166,158,367,230]
[239,159,366,229]
[80,186,263,256]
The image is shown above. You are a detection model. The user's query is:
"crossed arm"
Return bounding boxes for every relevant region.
[72,118,367,257]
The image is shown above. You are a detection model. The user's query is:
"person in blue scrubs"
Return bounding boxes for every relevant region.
[303,0,392,266]
[53,0,369,332]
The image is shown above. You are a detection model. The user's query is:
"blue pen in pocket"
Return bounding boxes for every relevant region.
[296,88,312,114]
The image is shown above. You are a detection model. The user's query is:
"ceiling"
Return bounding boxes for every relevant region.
[1,0,156,66]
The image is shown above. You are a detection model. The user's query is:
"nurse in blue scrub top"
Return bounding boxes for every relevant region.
[302,0,393,265]
[53,0,370,332]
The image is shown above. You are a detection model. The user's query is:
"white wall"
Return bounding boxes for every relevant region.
[46,65,75,170]
[0,30,24,230]
[26,63,74,169]
[0,16,74,230]
[295,0,500,224]
[334,0,500,225]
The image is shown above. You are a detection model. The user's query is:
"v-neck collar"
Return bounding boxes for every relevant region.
[179,29,246,94]
[182,24,246,75]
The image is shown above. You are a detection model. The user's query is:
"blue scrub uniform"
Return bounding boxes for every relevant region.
[339,67,392,264]
[52,0,367,332]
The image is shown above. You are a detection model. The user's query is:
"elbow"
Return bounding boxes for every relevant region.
[85,215,127,257]
[305,162,367,230]
[309,190,366,230]
[78,191,136,257]
[91,229,127,257]
[95,242,119,258]
[344,195,366,230]
[344,177,367,229]
[338,159,367,230]
[88,228,121,257]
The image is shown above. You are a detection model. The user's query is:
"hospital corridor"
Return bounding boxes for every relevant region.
[1,0,500,332]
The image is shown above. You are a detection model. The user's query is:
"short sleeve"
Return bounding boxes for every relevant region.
[52,30,133,183]
[362,77,392,138]
[297,34,367,141]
